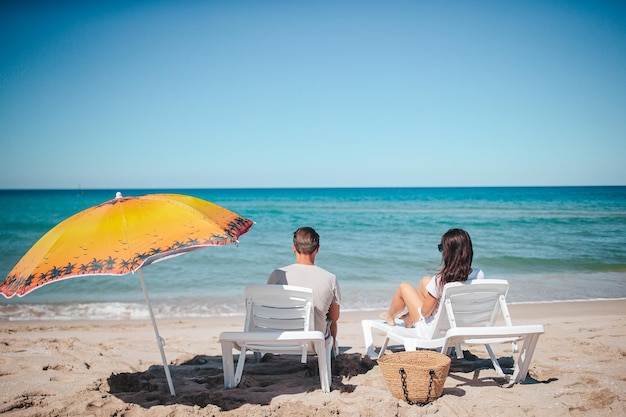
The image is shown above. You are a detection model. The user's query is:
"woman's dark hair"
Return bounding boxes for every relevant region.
[438,228,474,287]
[293,227,320,255]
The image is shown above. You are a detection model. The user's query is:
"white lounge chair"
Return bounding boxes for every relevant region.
[219,285,333,393]
[362,279,544,384]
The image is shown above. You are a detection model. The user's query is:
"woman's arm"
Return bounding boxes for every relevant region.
[420,292,438,318]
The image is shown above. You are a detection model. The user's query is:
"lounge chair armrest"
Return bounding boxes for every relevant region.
[444,324,544,340]
[220,330,326,343]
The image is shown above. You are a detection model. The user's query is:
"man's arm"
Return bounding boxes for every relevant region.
[327,302,340,340]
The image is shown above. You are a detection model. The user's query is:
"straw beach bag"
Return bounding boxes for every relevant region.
[378,350,451,405]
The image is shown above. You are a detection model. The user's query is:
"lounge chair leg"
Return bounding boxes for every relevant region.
[316,339,331,393]
[512,333,540,384]
[486,344,505,377]
[378,336,390,359]
[221,341,236,389]
[234,348,247,386]
[325,336,334,391]
[361,320,378,358]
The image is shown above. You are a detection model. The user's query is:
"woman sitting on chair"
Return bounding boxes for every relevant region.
[380,228,484,338]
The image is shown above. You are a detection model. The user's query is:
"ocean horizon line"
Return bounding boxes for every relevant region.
[1,185,625,192]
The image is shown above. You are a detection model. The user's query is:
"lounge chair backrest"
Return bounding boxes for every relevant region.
[430,279,510,339]
[220,285,333,393]
[243,285,314,333]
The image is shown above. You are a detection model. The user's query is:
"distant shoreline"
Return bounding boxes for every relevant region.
[1,185,625,192]
[2,298,624,322]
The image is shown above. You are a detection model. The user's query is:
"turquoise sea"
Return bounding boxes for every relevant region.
[1,187,625,320]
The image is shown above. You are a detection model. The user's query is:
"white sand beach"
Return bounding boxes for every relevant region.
[1,299,624,416]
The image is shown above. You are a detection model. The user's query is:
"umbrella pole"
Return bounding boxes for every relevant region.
[138,270,176,397]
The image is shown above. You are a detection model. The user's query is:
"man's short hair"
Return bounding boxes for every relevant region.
[293,227,320,255]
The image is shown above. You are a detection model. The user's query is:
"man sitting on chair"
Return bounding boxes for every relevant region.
[267,226,341,344]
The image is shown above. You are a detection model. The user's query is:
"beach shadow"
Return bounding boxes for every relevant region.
[446,349,516,388]
[522,375,559,385]
[106,351,375,410]
[449,350,515,374]
[446,349,558,388]
[332,352,377,393]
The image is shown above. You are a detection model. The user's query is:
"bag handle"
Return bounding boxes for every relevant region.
[399,368,434,406]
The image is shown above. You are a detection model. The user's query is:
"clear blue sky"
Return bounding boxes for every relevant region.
[1,0,625,189]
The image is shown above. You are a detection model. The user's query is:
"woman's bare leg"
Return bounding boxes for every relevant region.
[382,276,432,326]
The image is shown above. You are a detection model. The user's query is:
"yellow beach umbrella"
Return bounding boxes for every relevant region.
[0,192,254,395]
